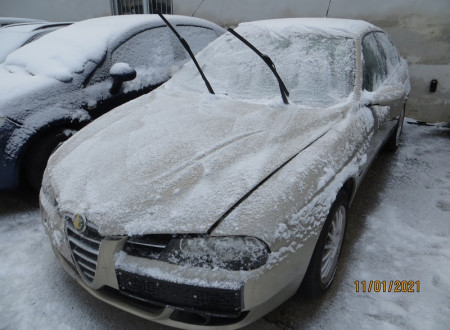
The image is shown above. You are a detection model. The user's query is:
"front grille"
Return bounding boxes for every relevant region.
[116,269,243,317]
[66,221,102,284]
[123,234,172,260]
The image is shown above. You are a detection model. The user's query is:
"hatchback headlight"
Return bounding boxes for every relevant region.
[160,236,269,271]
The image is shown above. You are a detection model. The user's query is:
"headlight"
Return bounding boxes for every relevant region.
[160,236,269,271]
[40,172,57,207]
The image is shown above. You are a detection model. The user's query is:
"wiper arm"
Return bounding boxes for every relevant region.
[157,12,215,94]
[227,28,289,104]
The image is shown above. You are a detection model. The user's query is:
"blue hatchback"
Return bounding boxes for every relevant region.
[0,15,224,190]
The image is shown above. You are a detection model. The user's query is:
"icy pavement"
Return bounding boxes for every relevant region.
[0,120,449,330]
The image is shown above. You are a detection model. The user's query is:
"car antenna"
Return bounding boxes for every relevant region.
[227,28,289,104]
[191,0,206,17]
[326,0,332,17]
[156,11,215,95]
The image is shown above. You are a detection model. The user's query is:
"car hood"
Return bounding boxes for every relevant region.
[47,86,345,236]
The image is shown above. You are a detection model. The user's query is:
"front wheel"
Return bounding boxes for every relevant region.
[301,190,348,296]
[24,129,76,191]
[385,105,405,152]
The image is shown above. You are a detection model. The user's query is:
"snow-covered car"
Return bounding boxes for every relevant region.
[0,15,224,190]
[0,17,46,27]
[0,22,72,63]
[41,18,409,329]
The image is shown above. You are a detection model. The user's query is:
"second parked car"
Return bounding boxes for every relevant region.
[0,15,225,190]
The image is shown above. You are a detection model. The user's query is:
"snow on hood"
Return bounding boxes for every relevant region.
[47,86,344,236]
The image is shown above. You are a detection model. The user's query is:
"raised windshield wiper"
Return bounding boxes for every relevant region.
[157,12,215,94]
[227,28,290,104]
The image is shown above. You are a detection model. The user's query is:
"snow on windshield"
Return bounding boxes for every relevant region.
[169,24,356,107]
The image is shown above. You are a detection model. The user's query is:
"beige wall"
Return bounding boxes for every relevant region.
[0,0,111,21]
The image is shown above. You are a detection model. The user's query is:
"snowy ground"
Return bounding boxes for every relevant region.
[0,120,449,330]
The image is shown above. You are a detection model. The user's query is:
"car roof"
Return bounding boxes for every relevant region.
[241,18,381,39]
[1,22,72,33]
[3,15,224,82]
[0,17,47,27]
[39,14,223,46]
[0,22,72,63]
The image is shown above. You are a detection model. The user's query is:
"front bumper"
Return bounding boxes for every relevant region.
[40,190,305,329]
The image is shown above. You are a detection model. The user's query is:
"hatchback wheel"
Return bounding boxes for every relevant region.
[385,106,405,152]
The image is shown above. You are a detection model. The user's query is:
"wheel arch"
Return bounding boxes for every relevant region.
[342,178,357,205]
[18,117,90,186]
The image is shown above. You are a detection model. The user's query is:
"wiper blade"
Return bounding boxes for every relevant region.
[227,28,289,104]
[157,12,214,94]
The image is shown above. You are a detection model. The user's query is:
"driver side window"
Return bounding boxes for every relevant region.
[362,33,387,92]
[111,26,173,70]
[86,26,174,87]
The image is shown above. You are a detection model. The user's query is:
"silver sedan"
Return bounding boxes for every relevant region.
[41,17,409,329]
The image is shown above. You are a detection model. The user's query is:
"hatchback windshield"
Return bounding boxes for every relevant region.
[170,26,356,107]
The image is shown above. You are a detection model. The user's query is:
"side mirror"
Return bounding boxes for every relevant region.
[109,62,136,94]
[362,85,405,107]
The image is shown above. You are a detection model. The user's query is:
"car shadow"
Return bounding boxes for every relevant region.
[0,188,39,217]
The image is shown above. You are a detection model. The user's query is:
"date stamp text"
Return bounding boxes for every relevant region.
[354,280,420,293]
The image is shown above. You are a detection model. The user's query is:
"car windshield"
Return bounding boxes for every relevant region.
[170,25,356,107]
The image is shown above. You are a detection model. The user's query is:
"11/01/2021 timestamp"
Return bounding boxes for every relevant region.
[355,280,420,293]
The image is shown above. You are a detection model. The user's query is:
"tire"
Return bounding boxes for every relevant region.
[385,105,405,152]
[24,129,76,191]
[301,190,348,297]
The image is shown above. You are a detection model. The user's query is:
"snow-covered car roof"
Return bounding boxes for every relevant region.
[0,17,46,27]
[0,22,71,63]
[243,18,380,38]
[3,15,223,82]
[0,22,67,32]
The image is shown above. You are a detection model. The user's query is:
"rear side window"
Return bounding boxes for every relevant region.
[373,32,400,74]
[362,33,387,91]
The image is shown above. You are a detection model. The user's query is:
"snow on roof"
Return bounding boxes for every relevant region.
[1,22,56,32]
[0,17,46,27]
[0,22,71,63]
[242,18,379,38]
[3,15,220,82]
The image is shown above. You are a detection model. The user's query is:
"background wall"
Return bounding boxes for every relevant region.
[1,0,449,122]
[0,0,111,21]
